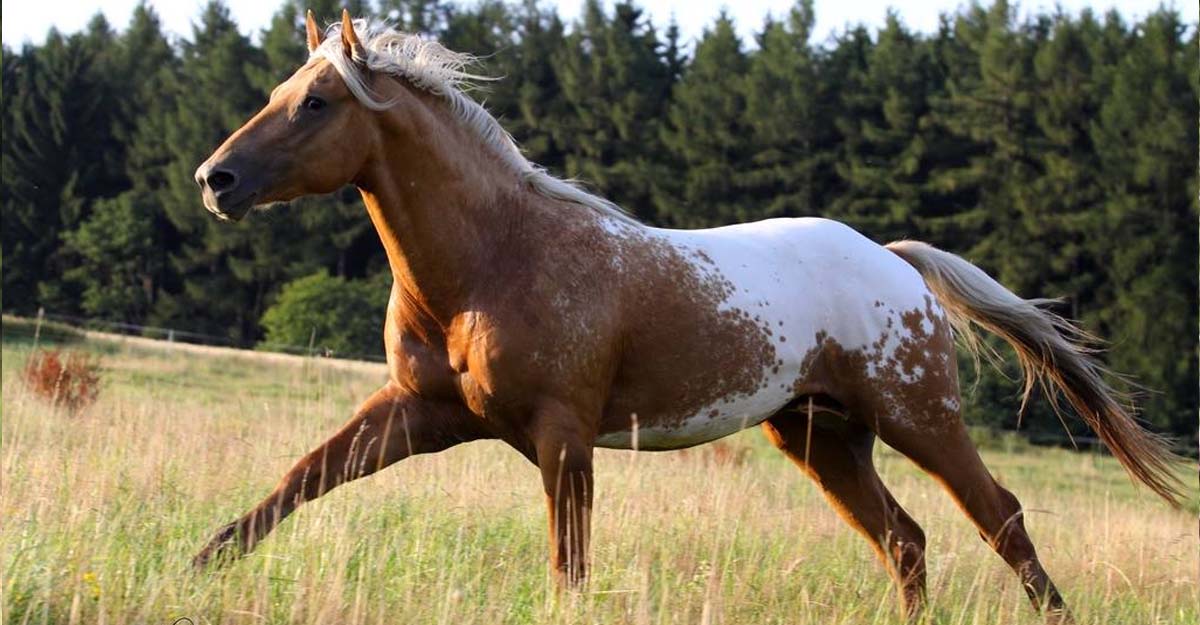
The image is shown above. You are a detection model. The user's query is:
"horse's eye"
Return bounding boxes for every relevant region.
[302,96,327,112]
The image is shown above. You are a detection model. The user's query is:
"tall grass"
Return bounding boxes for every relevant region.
[1,325,1195,624]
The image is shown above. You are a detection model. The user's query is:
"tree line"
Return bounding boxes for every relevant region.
[2,0,1196,443]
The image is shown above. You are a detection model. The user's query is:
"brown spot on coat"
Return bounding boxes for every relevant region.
[792,296,959,432]
[598,225,777,435]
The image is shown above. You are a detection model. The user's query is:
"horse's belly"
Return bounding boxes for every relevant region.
[594,380,795,450]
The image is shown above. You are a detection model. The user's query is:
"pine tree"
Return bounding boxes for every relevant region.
[829,12,937,242]
[657,12,749,227]
[924,2,1078,432]
[78,13,129,198]
[378,0,445,34]
[0,25,121,313]
[926,1,1039,290]
[552,0,673,219]
[494,1,571,171]
[154,1,277,341]
[113,4,178,196]
[252,2,306,91]
[1,45,29,310]
[1089,8,1198,435]
[661,18,685,84]
[442,0,511,55]
[57,4,179,322]
[742,1,838,222]
[1025,10,1107,320]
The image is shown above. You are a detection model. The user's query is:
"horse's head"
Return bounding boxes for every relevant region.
[196,10,618,228]
[195,10,377,221]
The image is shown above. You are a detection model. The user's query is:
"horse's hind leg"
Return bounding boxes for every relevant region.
[875,405,1071,623]
[192,384,486,568]
[763,411,927,619]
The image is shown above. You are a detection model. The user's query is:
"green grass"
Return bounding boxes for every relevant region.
[2,324,1196,625]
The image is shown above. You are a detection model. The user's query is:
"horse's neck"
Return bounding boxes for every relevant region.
[356,103,523,325]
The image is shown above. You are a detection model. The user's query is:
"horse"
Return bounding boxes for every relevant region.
[191,11,1183,622]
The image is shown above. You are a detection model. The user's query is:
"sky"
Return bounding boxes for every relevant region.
[2,0,1196,48]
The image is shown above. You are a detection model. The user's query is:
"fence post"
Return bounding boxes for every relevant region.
[168,329,175,343]
[33,307,45,350]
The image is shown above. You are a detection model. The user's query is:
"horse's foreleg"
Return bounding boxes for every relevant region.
[531,403,595,588]
[192,384,484,568]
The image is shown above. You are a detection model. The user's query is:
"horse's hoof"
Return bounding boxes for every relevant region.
[191,522,240,571]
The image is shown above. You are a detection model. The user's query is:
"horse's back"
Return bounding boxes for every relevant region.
[656,217,936,348]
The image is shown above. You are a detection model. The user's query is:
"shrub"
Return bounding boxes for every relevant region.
[967,426,1033,454]
[60,191,162,321]
[259,271,389,359]
[22,349,102,411]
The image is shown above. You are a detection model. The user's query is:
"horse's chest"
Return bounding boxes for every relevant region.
[385,332,455,396]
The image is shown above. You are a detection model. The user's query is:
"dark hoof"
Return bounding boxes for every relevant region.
[192,522,242,571]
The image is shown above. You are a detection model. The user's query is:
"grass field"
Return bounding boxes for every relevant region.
[2,318,1196,625]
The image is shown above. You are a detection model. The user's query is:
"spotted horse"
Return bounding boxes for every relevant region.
[191,11,1185,623]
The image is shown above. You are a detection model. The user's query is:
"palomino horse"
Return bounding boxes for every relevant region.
[192,11,1183,622]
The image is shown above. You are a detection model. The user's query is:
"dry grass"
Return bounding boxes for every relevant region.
[1,323,1196,625]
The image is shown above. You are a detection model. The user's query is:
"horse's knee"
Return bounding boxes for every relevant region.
[980,483,1046,569]
[995,482,1022,512]
[993,483,1031,536]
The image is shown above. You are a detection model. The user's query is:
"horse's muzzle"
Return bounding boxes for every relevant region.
[195,160,257,222]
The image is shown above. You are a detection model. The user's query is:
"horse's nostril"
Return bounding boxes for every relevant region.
[206,169,238,193]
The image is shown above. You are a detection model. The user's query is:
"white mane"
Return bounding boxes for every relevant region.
[311,19,637,224]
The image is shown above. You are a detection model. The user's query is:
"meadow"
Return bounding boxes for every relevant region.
[2,317,1196,625]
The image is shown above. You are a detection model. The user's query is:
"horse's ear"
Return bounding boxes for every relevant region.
[340,9,367,62]
[305,10,324,53]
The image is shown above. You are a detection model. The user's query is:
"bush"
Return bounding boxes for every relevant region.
[967,426,1033,454]
[259,271,389,359]
[60,190,162,322]
[22,349,102,411]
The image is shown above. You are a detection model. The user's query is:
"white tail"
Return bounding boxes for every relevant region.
[887,240,1185,506]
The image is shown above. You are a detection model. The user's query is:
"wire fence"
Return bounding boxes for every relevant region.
[8,308,388,364]
[2,311,387,406]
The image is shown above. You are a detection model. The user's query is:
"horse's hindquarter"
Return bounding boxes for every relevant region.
[596,217,944,450]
